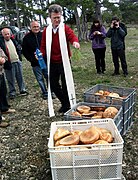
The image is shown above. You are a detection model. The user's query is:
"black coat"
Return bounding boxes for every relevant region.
[22,31,42,67]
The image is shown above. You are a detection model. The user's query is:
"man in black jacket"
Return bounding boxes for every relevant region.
[22,21,49,100]
[106,17,128,77]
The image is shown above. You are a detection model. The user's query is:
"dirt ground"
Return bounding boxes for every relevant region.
[0,47,138,179]
[0,79,137,180]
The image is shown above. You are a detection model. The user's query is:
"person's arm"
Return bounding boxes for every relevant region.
[117,27,126,38]
[22,36,34,62]
[65,25,80,49]
[106,28,113,38]
[0,48,8,61]
[100,26,106,38]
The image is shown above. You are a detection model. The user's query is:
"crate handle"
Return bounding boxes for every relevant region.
[74,155,99,161]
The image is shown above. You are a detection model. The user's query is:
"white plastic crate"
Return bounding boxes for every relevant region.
[83,84,136,135]
[64,102,124,135]
[48,119,124,180]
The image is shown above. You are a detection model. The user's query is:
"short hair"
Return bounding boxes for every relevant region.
[111,16,120,22]
[48,4,62,15]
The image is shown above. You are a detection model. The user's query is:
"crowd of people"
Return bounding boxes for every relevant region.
[0,4,128,127]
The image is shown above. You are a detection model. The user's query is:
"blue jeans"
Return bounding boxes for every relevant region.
[32,66,48,95]
[5,61,26,96]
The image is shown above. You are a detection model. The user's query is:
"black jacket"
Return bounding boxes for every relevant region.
[22,31,42,67]
[106,23,127,50]
[0,37,22,61]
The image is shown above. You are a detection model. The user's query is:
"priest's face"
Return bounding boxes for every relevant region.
[50,12,61,28]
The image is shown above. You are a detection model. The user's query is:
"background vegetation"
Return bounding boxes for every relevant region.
[0,0,138,41]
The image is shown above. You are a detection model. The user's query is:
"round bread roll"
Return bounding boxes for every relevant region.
[91,106,106,111]
[54,128,71,141]
[99,90,104,95]
[99,132,113,143]
[103,107,118,118]
[55,140,60,146]
[82,111,97,117]
[96,127,111,135]
[77,105,91,114]
[108,92,120,98]
[95,92,103,96]
[103,91,110,96]
[80,126,99,144]
[59,134,80,146]
[71,130,83,136]
[71,111,81,117]
[93,140,112,159]
[94,139,109,145]
[92,111,103,119]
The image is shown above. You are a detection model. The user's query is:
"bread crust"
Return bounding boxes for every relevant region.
[77,105,91,114]
[59,134,80,146]
[80,126,99,144]
[54,128,71,141]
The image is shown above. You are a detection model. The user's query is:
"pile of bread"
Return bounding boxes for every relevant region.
[71,105,118,119]
[54,126,113,147]
[95,90,124,99]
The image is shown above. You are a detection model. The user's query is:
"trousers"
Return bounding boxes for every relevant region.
[0,74,9,112]
[5,61,26,96]
[32,66,48,96]
[50,62,70,108]
[111,48,128,74]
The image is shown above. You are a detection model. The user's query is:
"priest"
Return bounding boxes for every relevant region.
[40,4,80,116]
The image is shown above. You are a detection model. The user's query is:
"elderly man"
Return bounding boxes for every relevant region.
[0,28,28,99]
[22,21,50,100]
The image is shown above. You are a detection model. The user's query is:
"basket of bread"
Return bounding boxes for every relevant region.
[48,119,123,180]
[64,102,123,135]
[84,84,136,135]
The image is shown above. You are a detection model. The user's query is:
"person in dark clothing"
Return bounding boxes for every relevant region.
[106,17,128,77]
[22,21,49,100]
[89,19,106,74]
[0,48,15,128]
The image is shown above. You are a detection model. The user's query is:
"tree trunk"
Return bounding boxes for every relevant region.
[15,0,20,28]
[93,0,102,21]
[74,8,82,41]
[81,10,88,41]
[4,0,10,26]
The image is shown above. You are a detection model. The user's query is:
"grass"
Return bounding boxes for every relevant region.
[71,27,138,94]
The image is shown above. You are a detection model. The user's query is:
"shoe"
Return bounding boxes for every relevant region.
[2,108,16,114]
[124,72,128,77]
[20,91,28,96]
[0,121,9,128]
[112,72,120,76]
[58,106,70,113]
[42,94,48,100]
[9,95,16,99]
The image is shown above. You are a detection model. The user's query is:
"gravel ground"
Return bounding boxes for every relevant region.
[0,70,137,180]
[0,89,137,180]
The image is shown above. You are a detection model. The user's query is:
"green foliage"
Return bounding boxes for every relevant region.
[119,1,138,23]
[71,48,82,61]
